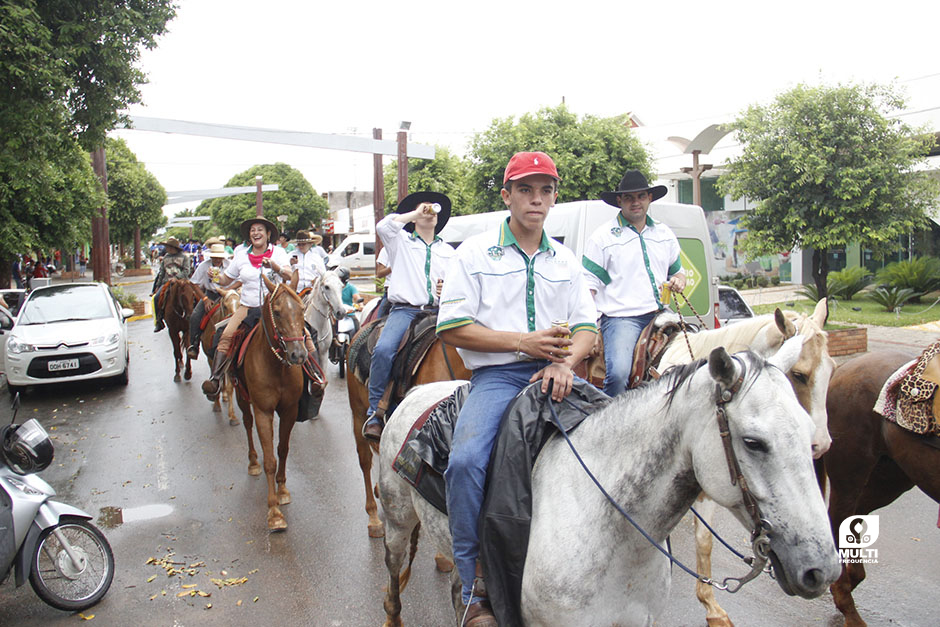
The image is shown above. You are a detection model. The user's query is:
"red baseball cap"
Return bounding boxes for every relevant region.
[503,151,560,184]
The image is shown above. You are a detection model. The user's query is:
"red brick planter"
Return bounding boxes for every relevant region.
[827,327,867,357]
[123,268,152,277]
[131,301,146,317]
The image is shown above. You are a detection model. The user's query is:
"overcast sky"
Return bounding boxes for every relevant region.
[111,0,940,217]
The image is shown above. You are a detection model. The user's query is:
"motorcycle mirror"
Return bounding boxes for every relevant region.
[10,391,20,423]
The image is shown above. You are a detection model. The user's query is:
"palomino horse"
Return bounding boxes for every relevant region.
[302,271,346,371]
[823,349,940,627]
[656,299,834,627]
[161,278,202,383]
[200,288,241,425]
[378,342,840,626]
[347,321,470,538]
[234,273,307,531]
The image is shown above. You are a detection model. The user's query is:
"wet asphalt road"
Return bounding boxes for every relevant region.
[0,284,937,626]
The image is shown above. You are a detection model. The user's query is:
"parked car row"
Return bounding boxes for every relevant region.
[0,283,133,394]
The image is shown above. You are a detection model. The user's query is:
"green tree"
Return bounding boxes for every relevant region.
[106,138,167,261]
[719,82,938,298]
[465,105,653,213]
[196,163,329,242]
[0,0,176,286]
[383,146,471,214]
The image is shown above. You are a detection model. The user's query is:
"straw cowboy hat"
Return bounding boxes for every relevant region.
[204,236,223,246]
[207,243,228,259]
[395,191,452,234]
[238,216,279,242]
[160,237,183,252]
[292,230,323,245]
[600,170,667,207]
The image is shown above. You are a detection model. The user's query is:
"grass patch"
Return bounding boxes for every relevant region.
[752,293,940,327]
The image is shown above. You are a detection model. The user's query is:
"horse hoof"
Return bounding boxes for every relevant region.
[212,404,221,413]
[268,515,287,531]
[278,490,291,505]
[174,374,181,383]
[706,617,734,627]
[184,371,192,380]
[229,417,240,426]
[434,554,454,573]
[368,523,385,538]
[248,464,262,476]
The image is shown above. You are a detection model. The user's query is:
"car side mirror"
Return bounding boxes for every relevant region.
[121,308,135,319]
[0,306,13,330]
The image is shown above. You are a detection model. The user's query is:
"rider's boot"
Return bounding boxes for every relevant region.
[202,349,233,401]
[362,410,384,442]
[465,562,496,627]
[187,329,201,359]
[153,314,165,333]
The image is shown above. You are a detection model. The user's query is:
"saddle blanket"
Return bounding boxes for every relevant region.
[875,339,940,436]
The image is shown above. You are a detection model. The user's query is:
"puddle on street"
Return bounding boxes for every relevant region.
[97,503,174,528]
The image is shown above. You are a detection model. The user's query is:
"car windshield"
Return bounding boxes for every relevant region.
[18,286,113,324]
[719,289,752,319]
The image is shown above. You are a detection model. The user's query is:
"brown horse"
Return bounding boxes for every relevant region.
[823,349,940,627]
[200,288,241,425]
[162,278,202,383]
[234,274,307,531]
[347,320,471,539]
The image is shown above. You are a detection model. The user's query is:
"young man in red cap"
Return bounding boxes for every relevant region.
[361,191,456,441]
[436,151,597,625]
[582,170,686,396]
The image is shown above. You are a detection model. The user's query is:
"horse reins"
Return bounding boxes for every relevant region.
[261,283,306,366]
[547,357,772,593]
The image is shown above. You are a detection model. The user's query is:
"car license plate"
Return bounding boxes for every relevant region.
[48,358,79,372]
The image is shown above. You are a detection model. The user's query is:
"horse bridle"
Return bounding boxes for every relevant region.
[261,283,306,366]
[547,355,772,594]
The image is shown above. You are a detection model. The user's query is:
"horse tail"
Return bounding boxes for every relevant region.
[398,522,421,592]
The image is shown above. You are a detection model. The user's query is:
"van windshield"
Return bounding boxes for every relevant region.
[342,243,359,256]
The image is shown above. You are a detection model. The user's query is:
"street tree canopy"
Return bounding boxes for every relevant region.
[0,0,175,286]
[466,105,653,213]
[106,138,167,250]
[383,146,472,215]
[191,163,329,242]
[719,82,938,297]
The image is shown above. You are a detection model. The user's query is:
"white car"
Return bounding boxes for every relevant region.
[718,285,756,325]
[1,283,133,394]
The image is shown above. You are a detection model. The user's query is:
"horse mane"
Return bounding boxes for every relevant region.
[654,349,769,408]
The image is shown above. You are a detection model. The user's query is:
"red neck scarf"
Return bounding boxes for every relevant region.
[247,246,273,268]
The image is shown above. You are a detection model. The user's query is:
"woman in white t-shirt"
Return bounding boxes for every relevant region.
[202,217,295,400]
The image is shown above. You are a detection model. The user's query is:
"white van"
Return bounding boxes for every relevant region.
[327,233,375,276]
[438,200,721,329]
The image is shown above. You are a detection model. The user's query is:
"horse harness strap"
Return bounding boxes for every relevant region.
[262,284,305,366]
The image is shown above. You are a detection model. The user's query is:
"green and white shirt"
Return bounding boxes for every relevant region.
[437,219,597,371]
[377,215,455,306]
[582,213,682,317]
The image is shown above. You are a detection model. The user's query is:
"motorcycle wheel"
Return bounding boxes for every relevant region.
[28,517,114,611]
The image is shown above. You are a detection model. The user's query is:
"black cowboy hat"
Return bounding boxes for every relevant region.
[600,170,667,207]
[239,216,279,243]
[395,191,452,234]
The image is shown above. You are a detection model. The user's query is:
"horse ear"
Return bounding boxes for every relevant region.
[768,335,802,372]
[262,272,276,293]
[217,287,231,298]
[812,298,828,327]
[774,308,797,339]
[708,347,737,387]
[289,269,299,291]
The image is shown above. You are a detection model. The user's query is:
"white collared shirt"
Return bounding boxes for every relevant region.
[437,218,598,371]
[377,215,455,306]
[223,244,291,307]
[190,258,230,295]
[291,249,326,291]
[377,246,391,289]
[582,213,682,317]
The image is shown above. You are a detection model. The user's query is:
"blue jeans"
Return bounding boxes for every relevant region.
[367,306,421,416]
[601,311,657,397]
[444,360,545,605]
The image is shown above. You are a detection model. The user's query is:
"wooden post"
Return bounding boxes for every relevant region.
[373,128,385,257]
[397,130,408,202]
[255,175,263,217]
[134,227,141,269]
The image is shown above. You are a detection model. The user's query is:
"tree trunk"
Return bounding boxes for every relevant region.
[134,227,141,269]
[811,248,830,299]
[0,257,11,289]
